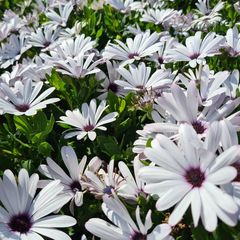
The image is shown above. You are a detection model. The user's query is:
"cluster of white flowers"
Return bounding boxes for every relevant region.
[0,0,239,239]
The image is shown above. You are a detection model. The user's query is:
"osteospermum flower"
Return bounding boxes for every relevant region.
[116,62,173,93]
[144,82,240,137]
[0,78,59,116]
[192,0,224,30]
[0,169,76,240]
[106,0,143,12]
[39,146,102,214]
[85,194,173,240]
[59,99,118,141]
[167,31,225,67]
[83,160,127,199]
[40,34,96,63]
[45,2,73,27]
[139,124,240,232]
[141,8,178,26]
[102,31,162,66]
[28,26,61,51]
[223,26,240,57]
[53,54,102,78]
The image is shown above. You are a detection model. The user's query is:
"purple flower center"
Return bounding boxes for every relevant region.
[83,124,95,132]
[191,121,206,134]
[15,104,30,112]
[128,53,139,59]
[103,185,113,195]
[108,82,119,93]
[43,41,51,47]
[185,167,205,187]
[158,56,164,64]
[70,181,82,193]
[190,53,200,60]
[232,163,240,182]
[9,213,32,234]
[132,232,147,240]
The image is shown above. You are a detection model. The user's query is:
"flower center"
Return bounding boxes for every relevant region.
[103,185,113,195]
[15,104,30,112]
[158,56,164,64]
[108,82,119,93]
[191,121,206,134]
[44,41,51,47]
[70,181,82,193]
[128,53,139,59]
[190,53,200,60]
[83,124,95,132]
[231,163,240,182]
[132,232,147,240]
[185,167,205,187]
[8,213,32,234]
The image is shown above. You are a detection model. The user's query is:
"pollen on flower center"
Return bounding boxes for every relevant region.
[185,167,205,187]
[8,213,32,234]
[231,163,240,182]
[190,53,200,60]
[131,232,147,240]
[128,53,139,59]
[108,82,119,93]
[70,181,82,193]
[15,104,30,112]
[191,121,206,134]
[83,124,95,132]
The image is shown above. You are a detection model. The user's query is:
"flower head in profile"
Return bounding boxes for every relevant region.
[59,99,118,141]
[0,78,59,116]
[116,62,173,93]
[139,124,240,232]
[167,31,225,67]
[223,26,240,57]
[83,160,127,199]
[45,2,73,27]
[0,169,76,240]
[106,0,143,12]
[39,146,102,214]
[102,31,162,66]
[192,0,224,30]
[85,194,173,240]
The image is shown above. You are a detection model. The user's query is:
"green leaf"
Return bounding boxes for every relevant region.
[38,142,52,156]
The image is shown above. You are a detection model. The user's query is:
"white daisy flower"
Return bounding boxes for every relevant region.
[102,31,162,66]
[192,0,224,30]
[0,169,76,240]
[0,33,31,68]
[39,146,102,214]
[0,78,60,116]
[28,26,62,51]
[139,124,240,232]
[53,53,102,78]
[141,8,178,26]
[177,64,230,106]
[40,34,96,62]
[167,31,225,68]
[96,60,126,99]
[45,2,73,27]
[105,0,143,12]
[59,99,118,141]
[118,155,147,201]
[224,26,240,57]
[144,82,240,137]
[116,62,173,93]
[85,193,173,240]
[83,160,128,199]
